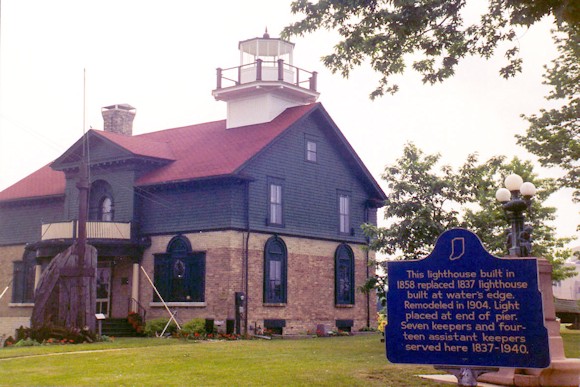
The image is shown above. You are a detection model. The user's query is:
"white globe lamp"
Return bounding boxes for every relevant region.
[495,188,511,203]
[504,174,524,192]
[520,182,537,198]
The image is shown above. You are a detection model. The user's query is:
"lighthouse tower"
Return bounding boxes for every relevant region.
[212,31,320,129]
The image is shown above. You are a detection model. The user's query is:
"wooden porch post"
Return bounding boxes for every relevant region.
[131,261,140,313]
[34,263,42,294]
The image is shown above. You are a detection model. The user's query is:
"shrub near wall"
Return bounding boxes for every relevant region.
[144,318,177,337]
[181,319,207,335]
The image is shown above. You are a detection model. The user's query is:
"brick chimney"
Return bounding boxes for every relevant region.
[101,104,136,136]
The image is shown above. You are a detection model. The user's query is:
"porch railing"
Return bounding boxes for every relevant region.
[128,297,147,322]
[41,221,131,241]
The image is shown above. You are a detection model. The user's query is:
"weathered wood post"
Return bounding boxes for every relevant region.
[31,151,97,334]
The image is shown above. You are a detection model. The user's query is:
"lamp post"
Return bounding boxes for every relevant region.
[495,173,536,257]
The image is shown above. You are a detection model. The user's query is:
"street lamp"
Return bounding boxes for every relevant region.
[495,173,536,257]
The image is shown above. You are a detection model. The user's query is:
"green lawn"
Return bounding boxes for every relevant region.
[0,330,578,386]
[561,328,580,358]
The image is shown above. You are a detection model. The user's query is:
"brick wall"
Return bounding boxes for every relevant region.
[0,230,376,337]
[0,317,30,340]
[138,230,375,335]
[139,231,244,322]
[246,233,374,334]
[0,244,32,338]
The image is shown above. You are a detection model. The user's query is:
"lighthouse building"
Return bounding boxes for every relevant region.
[0,33,385,337]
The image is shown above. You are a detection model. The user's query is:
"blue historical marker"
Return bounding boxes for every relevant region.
[386,228,549,369]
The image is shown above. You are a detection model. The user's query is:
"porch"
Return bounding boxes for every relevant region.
[26,220,150,323]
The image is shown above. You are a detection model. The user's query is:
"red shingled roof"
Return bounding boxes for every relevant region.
[136,104,316,185]
[0,162,65,202]
[93,130,175,161]
[0,104,318,202]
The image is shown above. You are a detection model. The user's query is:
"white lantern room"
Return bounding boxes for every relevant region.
[212,31,320,129]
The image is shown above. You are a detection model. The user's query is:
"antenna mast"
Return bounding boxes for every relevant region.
[76,69,89,262]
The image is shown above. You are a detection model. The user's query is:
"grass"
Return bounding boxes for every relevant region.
[561,327,580,358]
[0,330,578,386]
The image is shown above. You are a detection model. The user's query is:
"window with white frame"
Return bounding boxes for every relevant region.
[268,179,284,226]
[338,193,351,234]
[306,139,317,162]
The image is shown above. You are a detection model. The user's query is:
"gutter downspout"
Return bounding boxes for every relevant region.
[244,179,250,335]
[365,205,371,328]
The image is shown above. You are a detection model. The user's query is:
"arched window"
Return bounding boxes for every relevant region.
[264,236,287,303]
[99,196,113,221]
[89,180,114,221]
[335,244,355,305]
[153,236,205,303]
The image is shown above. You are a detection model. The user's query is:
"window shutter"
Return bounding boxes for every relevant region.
[12,261,24,303]
[188,253,205,302]
[23,262,35,303]
[153,254,171,302]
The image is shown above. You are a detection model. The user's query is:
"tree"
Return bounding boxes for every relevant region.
[361,143,465,261]
[283,0,578,99]
[362,143,576,301]
[283,1,579,226]
[517,25,579,202]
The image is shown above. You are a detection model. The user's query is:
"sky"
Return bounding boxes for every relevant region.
[0,1,578,247]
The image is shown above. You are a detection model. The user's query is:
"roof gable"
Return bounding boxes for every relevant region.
[135,104,318,186]
[237,104,386,202]
[0,103,384,203]
[51,130,175,171]
[309,105,386,202]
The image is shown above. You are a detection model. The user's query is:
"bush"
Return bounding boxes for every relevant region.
[127,312,145,335]
[3,336,16,347]
[181,319,207,335]
[97,335,114,342]
[144,318,177,337]
[14,338,41,347]
[15,324,95,344]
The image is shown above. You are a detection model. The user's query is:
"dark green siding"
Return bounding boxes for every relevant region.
[137,180,247,235]
[242,114,374,243]
[0,198,64,245]
[64,167,137,223]
[130,113,380,242]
